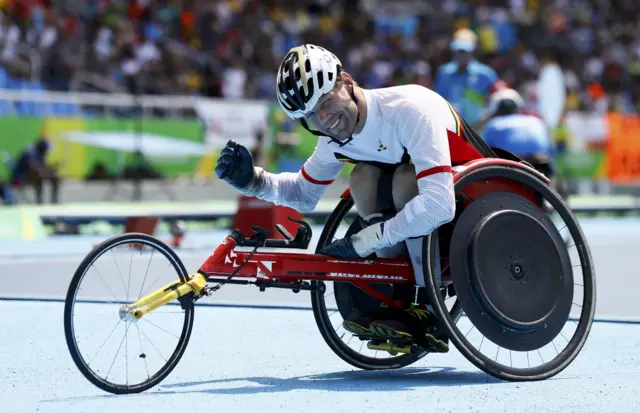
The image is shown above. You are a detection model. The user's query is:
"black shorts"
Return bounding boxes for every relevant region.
[365,162,404,214]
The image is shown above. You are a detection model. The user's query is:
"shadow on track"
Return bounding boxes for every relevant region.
[159,367,502,395]
[40,367,508,402]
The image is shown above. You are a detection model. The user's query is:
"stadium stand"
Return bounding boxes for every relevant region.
[0,0,637,116]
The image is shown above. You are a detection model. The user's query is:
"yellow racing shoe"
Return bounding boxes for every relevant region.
[369,305,450,353]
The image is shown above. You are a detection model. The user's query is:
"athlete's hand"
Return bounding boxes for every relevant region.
[215,140,255,190]
[320,222,385,258]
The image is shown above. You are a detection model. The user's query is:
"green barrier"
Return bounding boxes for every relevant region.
[556,150,606,180]
[0,206,47,240]
[0,116,206,180]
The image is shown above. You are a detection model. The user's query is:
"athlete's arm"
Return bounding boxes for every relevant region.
[380,103,456,247]
[243,140,345,212]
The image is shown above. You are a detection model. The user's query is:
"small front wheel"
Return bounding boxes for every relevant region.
[64,233,195,394]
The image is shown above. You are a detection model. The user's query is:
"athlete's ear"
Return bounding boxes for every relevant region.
[340,72,356,93]
[341,72,353,83]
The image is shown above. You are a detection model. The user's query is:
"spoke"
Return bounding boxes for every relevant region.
[127,244,134,302]
[137,325,169,363]
[509,351,512,368]
[136,324,150,380]
[126,320,129,385]
[328,309,339,318]
[495,346,499,362]
[87,320,122,365]
[110,249,129,296]
[465,324,475,338]
[346,335,353,346]
[106,322,131,381]
[527,352,530,368]
[479,335,485,352]
[552,340,559,355]
[89,265,122,305]
[537,349,544,364]
[140,262,174,298]
[572,302,583,308]
[137,249,155,301]
[142,318,180,340]
[75,312,120,316]
[440,264,450,276]
[77,323,114,344]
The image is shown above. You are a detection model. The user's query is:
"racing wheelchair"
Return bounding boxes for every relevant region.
[63,157,596,394]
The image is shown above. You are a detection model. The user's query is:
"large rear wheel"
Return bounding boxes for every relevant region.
[424,165,596,381]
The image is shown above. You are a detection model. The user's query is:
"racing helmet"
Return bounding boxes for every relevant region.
[276,44,343,119]
[487,88,524,117]
[276,44,360,146]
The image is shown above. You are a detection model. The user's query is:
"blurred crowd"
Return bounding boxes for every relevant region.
[1,0,640,113]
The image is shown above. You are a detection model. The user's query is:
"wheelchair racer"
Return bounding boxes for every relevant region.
[215,44,496,353]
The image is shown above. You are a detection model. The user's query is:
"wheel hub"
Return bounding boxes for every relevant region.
[119,304,139,323]
[510,263,525,279]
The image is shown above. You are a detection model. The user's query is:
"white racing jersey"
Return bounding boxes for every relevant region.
[247,84,467,248]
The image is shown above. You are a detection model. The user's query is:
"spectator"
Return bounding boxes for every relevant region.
[434,28,506,130]
[0,0,639,115]
[10,137,60,205]
[0,181,17,205]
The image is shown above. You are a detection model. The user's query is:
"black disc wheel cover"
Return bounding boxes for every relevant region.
[449,192,573,351]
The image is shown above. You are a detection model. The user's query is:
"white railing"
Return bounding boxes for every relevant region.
[0,88,206,118]
[69,72,128,95]
[0,87,614,148]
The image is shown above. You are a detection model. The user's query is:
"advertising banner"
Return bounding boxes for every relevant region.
[0,117,206,180]
[195,99,270,151]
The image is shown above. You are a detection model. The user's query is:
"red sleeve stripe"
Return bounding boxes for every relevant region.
[301,166,335,185]
[416,166,453,180]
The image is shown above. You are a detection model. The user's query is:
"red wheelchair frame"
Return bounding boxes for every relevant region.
[198,158,550,309]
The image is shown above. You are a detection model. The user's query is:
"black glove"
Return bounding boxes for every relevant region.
[319,237,361,259]
[215,140,255,190]
[319,220,385,259]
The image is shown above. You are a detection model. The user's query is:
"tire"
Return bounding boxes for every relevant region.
[310,198,427,369]
[64,233,195,394]
[423,165,596,381]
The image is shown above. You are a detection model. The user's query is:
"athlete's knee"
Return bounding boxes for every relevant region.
[392,164,418,211]
[349,163,382,189]
[349,163,383,218]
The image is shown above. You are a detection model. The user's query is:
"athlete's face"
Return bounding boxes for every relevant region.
[304,75,358,141]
